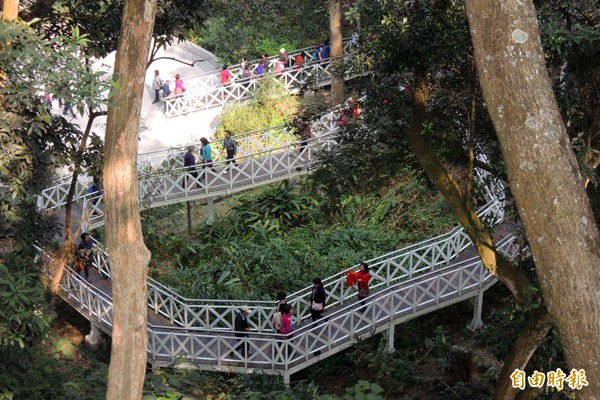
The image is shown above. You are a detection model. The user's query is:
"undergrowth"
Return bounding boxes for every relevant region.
[142,167,455,300]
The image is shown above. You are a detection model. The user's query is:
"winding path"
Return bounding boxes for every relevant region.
[37,87,516,385]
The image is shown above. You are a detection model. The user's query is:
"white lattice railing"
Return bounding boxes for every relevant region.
[165,41,357,118]
[164,62,346,118]
[80,192,504,333]
[38,110,341,212]
[36,231,518,375]
[183,38,354,91]
[64,139,507,332]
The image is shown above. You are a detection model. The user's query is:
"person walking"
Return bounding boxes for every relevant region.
[310,277,327,322]
[152,70,163,103]
[199,137,217,180]
[279,48,289,66]
[294,52,305,70]
[76,233,95,282]
[221,65,232,99]
[321,39,331,65]
[162,80,172,98]
[174,74,186,95]
[62,102,77,118]
[183,145,198,187]
[222,130,239,171]
[346,262,370,309]
[234,306,251,357]
[279,304,294,335]
[272,291,287,333]
[257,52,269,75]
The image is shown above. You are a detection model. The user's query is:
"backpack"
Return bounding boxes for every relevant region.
[272,311,283,332]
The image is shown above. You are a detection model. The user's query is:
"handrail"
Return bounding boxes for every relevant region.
[53,141,506,332]
[36,229,517,375]
[38,109,341,211]
[164,43,360,118]
[184,37,354,83]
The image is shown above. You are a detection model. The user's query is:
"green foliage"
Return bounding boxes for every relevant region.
[143,172,454,300]
[0,259,50,348]
[192,0,329,64]
[231,180,318,238]
[318,381,384,400]
[216,78,299,137]
[0,20,109,248]
[28,0,210,60]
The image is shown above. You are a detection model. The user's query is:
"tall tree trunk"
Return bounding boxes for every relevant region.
[403,67,553,400]
[104,1,157,399]
[2,0,18,21]
[329,0,345,105]
[466,1,600,397]
[495,307,554,400]
[49,111,105,298]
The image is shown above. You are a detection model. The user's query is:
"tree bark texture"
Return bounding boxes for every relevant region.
[466,1,600,397]
[104,1,156,399]
[404,67,532,303]
[494,306,554,400]
[329,0,345,105]
[404,67,555,400]
[2,0,19,21]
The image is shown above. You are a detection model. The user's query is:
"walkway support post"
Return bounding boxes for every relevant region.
[385,324,395,353]
[186,201,192,234]
[85,323,104,351]
[206,197,215,225]
[283,372,290,387]
[468,290,484,330]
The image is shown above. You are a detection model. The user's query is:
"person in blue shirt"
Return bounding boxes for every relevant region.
[200,137,217,180]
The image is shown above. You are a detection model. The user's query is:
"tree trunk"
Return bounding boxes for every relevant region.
[494,307,554,400]
[466,1,600,397]
[65,111,102,241]
[104,1,157,399]
[2,0,19,21]
[329,0,345,105]
[404,67,532,303]
[403,66,555,400]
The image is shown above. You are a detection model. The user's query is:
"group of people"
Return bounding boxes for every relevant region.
[152,69,186,103]
[233,262,371,356]
[219,40,333,88]
[183,131,239,184]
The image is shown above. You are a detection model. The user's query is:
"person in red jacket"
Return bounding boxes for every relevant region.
[346,262,370,308]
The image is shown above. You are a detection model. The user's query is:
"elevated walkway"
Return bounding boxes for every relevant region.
[36,108,516,384]
[164,38,356,118]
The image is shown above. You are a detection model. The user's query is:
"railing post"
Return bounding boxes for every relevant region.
[207,197,215,225]
[385,323,395,354]
[85,323,104,351]
[468,290,484,330]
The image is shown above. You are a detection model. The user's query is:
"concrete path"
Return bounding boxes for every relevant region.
[52,40,223,167]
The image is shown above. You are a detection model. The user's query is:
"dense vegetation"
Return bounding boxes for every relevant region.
[141,169,455,300]
[2,0,600,399]
[190,0,332,64]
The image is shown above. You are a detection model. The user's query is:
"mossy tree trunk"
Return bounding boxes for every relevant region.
[466,1,600,397]
[103,0,157,399]
[402,67,553,400]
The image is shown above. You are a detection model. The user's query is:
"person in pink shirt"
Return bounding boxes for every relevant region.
[275,58,285,78]
[174,74,186,95]
[279,304,294,335]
